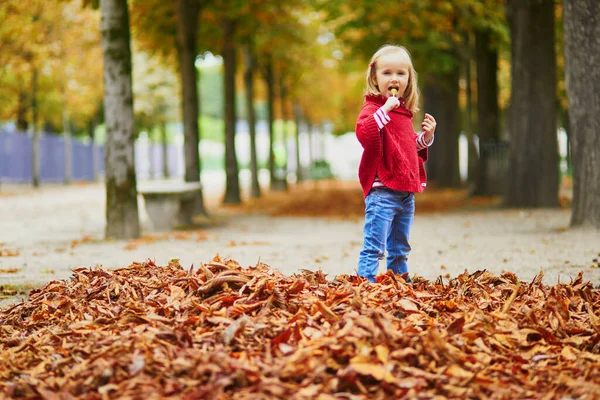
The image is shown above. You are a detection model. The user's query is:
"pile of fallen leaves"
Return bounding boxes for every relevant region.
[1,257,599,399]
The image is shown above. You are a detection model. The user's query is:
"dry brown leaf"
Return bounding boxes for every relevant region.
[0,268,20,274]
[0,249,19,257]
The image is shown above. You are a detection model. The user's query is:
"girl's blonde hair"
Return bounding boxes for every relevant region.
[365,44,420,113]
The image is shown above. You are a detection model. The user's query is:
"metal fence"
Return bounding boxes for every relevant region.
[0,130,185,184]
[0,131,32,182]
[0,130,105,184]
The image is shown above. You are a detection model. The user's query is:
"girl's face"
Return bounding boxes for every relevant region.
[375,51,410,98]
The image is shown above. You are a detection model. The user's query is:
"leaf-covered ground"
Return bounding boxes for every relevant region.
[1,256,599,399]
[221,181,503,219]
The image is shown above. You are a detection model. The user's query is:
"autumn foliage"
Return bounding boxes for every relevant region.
[1,256,599,399]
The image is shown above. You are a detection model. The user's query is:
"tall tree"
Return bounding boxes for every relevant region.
[263,57,277,188]
[1,1,104,135]
[249,1,315,188]
[505,0,559,207]
[130,0,209,218]
[175,0,207,217]
[237,1,290,198]
[472,28,501,195]
[31,68,40,187]
[244,42,261,198]
[563,0,600,227]
[455,0,508,194]
[294,101,303,182]
[275,70,289,190]
[222,17,241,204]
[424,64,462,187]
[100,0,140,239]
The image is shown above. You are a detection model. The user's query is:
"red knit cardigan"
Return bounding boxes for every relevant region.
[355,94,428,198]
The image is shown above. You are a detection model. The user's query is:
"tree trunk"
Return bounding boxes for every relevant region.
[91,103,103,182]
[161,122,169,178]
[424,67,461,188]
[244,43,260,198]
[563,0,600,227]
[222,18,241,204]
[463,34,478,189]
[31,68,40,187]
[505,0,559,207]
[307,119,313,173]
[276,73,289,191]
[294,102,303,182]
[175,0,207,218]
[473,29,502,196]
[263,59,276,189]
[422,86,439,182]
[17,90,28,131]
[100,0,140,239]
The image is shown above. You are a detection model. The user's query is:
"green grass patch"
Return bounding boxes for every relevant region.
[0,283,37,296]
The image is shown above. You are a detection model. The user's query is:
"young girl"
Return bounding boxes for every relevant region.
[356,44,437,283]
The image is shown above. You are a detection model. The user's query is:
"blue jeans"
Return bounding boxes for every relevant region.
[358,188,415,282]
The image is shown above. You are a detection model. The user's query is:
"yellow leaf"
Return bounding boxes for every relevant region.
[349,354,371,364]
[390,347,418,359]
[351,362,387,380]
[445,300,458,312]
[588,307,600,332]
[383,371,398,384]
[169,285,185,301]
[298,385,320,397]
[375,345,389,364]
[398,298,419,312]
[492,334,513,349]
[445,364,474,379]
[317,395,338,400]
[561,346,578,361]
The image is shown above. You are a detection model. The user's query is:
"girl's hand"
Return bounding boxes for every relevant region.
[422,113,437,140]
[383,96,400,113]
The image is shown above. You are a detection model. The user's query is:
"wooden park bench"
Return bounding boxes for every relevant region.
[137,181,203,231]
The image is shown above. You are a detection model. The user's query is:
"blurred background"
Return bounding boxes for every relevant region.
[0,0,596,234]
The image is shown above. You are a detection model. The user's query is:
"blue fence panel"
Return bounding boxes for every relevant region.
[72,141,94,181]
[39,134,65,182]
[0,131,32,183]
[0,129,136,184]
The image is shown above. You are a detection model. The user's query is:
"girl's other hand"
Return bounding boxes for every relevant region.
[422,113,437,140]
[383,96,400,113]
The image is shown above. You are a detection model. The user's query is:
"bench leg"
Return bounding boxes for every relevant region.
[177,197,196,227]
[144,198,180,231]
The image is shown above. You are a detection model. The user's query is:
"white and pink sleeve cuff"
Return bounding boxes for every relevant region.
[373,107,390,129]
[416,132,434,150]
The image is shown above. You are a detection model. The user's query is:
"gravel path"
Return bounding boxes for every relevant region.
[1,180,599,307]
